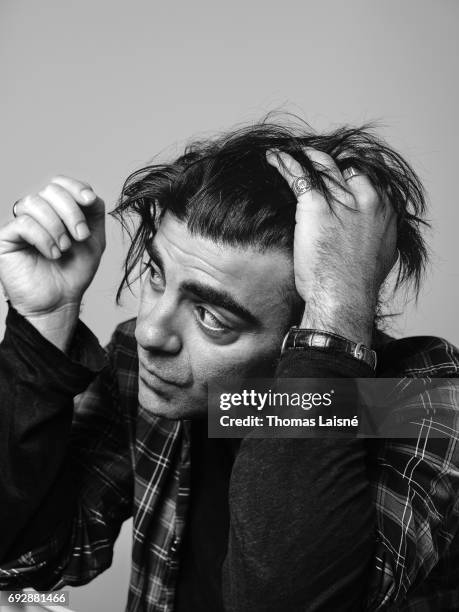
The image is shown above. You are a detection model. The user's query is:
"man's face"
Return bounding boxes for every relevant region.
[135,212,296,419]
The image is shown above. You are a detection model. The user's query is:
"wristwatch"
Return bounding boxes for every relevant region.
[281,327,377,371]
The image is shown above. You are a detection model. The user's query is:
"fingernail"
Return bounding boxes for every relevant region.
[342,167,358,181]
[51,245,61,259]
[75,221,90,240]
[59,234,72,250]
[81,188,96,204]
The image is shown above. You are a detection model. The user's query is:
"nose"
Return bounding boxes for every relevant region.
[135,291,182,354]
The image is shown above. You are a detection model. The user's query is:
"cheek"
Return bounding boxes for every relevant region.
[239,344,281,377]
[187,333,282,386]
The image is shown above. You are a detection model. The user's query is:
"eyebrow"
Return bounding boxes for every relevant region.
[146,242,259,326]
[181,280,259,326]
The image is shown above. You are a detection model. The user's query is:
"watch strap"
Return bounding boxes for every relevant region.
[281,327,377,370]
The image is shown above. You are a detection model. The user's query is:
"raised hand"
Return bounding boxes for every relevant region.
[0,176,106,349]
[266,148,397,345]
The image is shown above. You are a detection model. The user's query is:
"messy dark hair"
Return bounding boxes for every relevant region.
[111,114,429,326]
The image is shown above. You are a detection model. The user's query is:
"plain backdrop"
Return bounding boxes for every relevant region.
[1,1,458,610]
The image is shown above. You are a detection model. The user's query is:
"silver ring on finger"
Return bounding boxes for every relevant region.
[292,176,311,197]
[12,200,20,218]
[342,167,360,181]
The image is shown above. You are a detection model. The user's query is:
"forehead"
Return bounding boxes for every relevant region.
[152,212,294,318]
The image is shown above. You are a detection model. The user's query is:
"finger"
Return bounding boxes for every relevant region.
[267,150,316,202]
[266,150,316,201]
[50,176,105,242]
[303,147,356,208]
[266,150,330,215]
[267,149,353,210]
[266,149,305,183]
[303,147,346,186]
[49,175,94,203]
[0,215,62,260]
[14,194,72,251]
[343,170,394,218]
[38,182,93,241]
[50,175,105,219]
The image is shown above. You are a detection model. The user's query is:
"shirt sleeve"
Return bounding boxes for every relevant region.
[364,376,459,610]
[222,348,376,612]
[0,304,133,590]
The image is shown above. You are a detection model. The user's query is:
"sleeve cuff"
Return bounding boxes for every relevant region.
[4,303,108,395]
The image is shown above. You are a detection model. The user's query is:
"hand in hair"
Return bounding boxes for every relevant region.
[266,148,398,345]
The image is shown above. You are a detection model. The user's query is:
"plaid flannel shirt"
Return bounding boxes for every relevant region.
[1,315,459,611]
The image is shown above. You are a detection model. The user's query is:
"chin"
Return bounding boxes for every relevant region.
[138,383,206,420]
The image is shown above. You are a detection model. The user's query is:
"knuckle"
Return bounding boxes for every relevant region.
[16,213,32,228]
[51,174,92,190]
[319,151,333,165]
[307,149,333,167]
[49,174,68,183]
[20,194,38,210]
[40,182,64,199]
[359,190,378,207]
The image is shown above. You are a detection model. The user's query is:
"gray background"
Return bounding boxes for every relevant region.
[1,1,458,610]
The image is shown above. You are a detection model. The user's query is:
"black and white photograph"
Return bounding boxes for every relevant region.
[0,2,458,611]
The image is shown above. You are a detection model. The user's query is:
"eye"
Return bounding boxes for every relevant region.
[195,306,229,333]
[145,260,164,290]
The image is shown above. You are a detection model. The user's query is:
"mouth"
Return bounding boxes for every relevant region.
[138,362,188,389]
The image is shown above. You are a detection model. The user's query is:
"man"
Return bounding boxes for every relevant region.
[0,118,458,611]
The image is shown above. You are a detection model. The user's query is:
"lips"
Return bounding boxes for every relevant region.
[138,361,189,388]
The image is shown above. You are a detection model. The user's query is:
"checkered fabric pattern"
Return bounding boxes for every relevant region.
[1,318,459,611]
